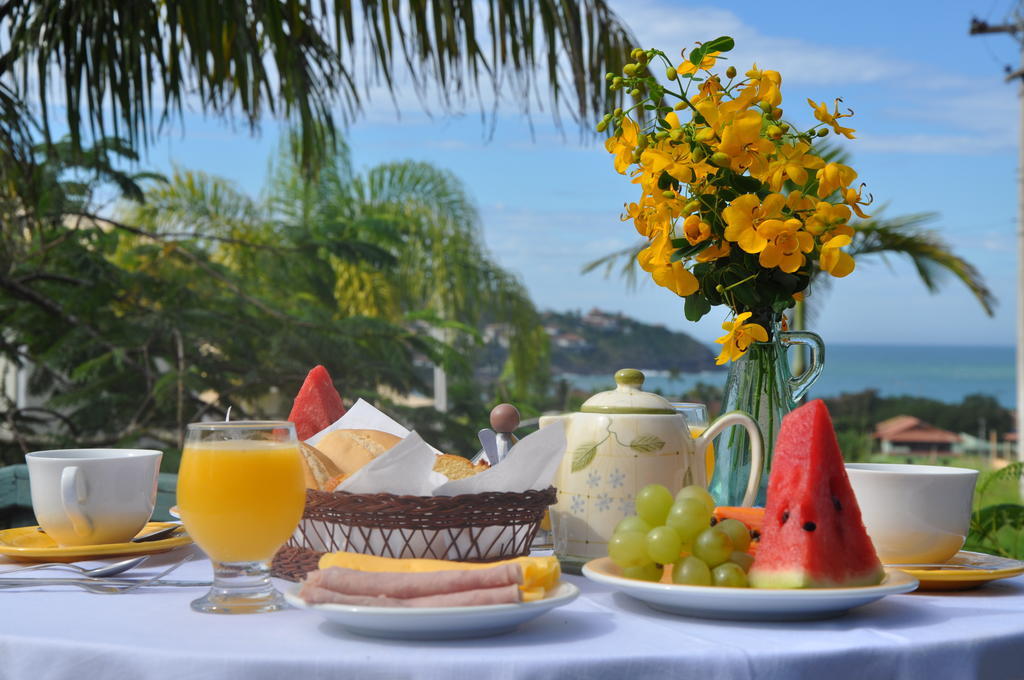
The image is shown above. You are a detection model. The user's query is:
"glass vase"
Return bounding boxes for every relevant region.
[708,320,824,507]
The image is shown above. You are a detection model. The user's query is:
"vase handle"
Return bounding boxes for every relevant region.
[779,330,825,402]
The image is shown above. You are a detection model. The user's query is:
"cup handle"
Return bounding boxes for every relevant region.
[60,466,93,537]
[694,411,764,507]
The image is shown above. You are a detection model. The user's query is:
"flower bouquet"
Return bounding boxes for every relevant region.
[600,36,873,503]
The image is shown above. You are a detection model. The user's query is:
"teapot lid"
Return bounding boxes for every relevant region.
[580,369,676,414]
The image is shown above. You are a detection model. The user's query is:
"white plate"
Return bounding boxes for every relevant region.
[283,581,580,639]
[583,557,918,621]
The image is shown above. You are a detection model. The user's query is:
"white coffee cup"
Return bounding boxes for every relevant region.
[845,463,978,565]
[26,449,162,546]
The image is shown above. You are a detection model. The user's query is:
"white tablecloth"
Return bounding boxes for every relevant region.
[1,546,1022,680]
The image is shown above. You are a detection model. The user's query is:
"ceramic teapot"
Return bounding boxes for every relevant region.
[539,369,763,572]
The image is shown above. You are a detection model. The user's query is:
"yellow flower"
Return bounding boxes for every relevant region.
[820,233,856,277]
[815,162,858,198]
[682,214,711,244]
[717,110,772,174]
[678,51,720,76]
[807,98,856,139]
[639,140,695,185]
[756,218,814,273]
[744,66,782,107]
[805,201,852,236]
[843,184,872,219]
[637,230,699,297]
[605,117,640,174]
[786,190,816,214]
[765,141,825,192]
[715,312,769,364]
[722,192,786,252]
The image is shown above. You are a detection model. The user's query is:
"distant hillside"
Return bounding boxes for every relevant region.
[541,309,716,375]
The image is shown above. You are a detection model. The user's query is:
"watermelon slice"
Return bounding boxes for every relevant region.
[748,400,883,589]
[288,365,347,441]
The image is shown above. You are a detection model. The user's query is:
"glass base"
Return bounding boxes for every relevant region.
[191,560,286,615]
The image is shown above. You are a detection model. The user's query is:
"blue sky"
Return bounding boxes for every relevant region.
[143,1,1020,348]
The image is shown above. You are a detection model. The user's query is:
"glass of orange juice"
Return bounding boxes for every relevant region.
[671,402,714,481]
[177,420,305,614]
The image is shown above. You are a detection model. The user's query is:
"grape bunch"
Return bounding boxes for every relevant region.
[608,483,753,587]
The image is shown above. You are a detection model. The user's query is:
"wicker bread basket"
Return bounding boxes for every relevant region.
[273,486,556,581]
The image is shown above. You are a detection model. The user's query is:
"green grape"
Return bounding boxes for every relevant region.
[614,515,652,535]
[692,527,734,567]
[712,562,749,587]
[729,551,754,572]
[635,484,674,526]
[608,531,652,568]
[622,563,663,582]
[665,497,712,543]
[672,555,712,586]
[674,485,715,515]
[717,518,751,552]
[645,525,683,565]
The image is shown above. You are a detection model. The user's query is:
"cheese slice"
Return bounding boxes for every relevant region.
[317,552,560,602]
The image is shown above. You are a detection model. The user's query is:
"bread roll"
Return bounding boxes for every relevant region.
[299,441,341,490]
[433,454,489,481]
[316,429,403,477]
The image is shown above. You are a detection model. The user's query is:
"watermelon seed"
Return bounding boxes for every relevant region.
[832,496,842,511]
[781,510,789,524]
[803,521,816,532]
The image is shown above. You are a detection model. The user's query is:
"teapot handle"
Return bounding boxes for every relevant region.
[694,411,764,507]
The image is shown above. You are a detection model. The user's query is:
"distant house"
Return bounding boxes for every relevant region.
[554,333,589,350]
[873,416,960,455]
[582,308,621,330]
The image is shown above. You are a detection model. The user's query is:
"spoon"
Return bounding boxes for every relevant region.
[130,525,184,543]
[3,555,150,578]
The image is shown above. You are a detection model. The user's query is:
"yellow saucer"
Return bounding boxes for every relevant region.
[897,551,1024,591]
[0,522,191,563]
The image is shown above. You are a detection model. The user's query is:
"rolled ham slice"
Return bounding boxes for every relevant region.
[300,583,521,608]
[302,563,522,600]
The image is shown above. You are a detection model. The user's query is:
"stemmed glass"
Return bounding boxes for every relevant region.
[176,421,305,614]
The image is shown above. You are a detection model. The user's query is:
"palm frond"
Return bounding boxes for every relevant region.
[2,0,636,170]
[850,212,996,316]
[581,240,644,289]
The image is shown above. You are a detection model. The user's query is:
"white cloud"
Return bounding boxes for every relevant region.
[608,1,910,86]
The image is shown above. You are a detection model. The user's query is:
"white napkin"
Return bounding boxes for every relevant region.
[434,421,566,496]
[335,432,443,495]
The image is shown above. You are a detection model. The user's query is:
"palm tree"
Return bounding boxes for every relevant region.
[263,137,550,408]
[0,0,636,170]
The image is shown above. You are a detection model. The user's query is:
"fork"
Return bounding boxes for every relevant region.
[0,555,203,594]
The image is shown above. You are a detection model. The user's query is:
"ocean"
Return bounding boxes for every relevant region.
[564,344,1016,409]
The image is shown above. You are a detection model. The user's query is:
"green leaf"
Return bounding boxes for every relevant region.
[629,435,665,453]
[670,240,706,258]
[684,293,712,322]
[571,442,599,472]
[689,36,735,66]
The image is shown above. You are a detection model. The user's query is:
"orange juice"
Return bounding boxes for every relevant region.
[177,440,304,563]
[690,425,715,481]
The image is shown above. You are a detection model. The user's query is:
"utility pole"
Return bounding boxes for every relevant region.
[970,11,1024,496]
